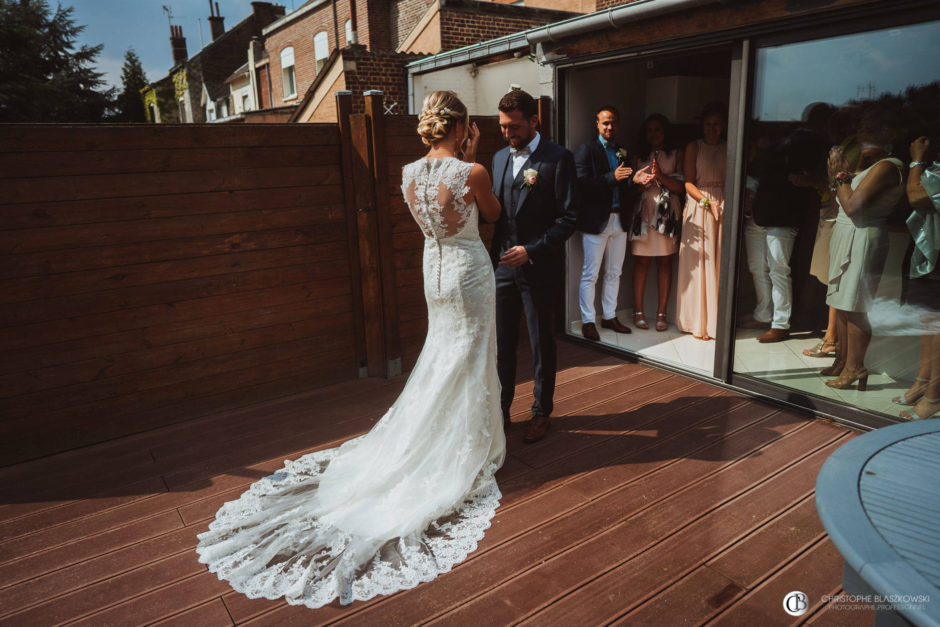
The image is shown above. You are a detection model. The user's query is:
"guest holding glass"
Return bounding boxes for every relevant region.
[676,102,727,340]
[822,120,905,389]
[630,114,684,331]
[898,136,940,419]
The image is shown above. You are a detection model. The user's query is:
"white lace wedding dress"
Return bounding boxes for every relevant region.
[196,156,505,608]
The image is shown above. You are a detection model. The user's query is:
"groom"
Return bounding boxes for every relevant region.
[490,89,577,444]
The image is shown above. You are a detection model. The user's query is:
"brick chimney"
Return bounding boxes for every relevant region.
[250,1,286,29]
[208,0,225,41]
[170,24,188,66]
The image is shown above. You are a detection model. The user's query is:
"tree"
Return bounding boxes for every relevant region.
[114,48,148,122]
[0,0,115,122]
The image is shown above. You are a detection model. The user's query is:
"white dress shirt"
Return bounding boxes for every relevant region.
[511,132,541,178]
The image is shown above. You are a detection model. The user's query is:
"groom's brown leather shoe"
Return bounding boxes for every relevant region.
[601,317,632,334]
[582,322,600,341]
[523,414,550,444]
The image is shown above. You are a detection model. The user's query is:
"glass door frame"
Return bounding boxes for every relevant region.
[552,0,940,430]
[554,39,747,385]
[725,4,940,431]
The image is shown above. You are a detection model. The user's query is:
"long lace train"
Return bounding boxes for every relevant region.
[196,155,505,608]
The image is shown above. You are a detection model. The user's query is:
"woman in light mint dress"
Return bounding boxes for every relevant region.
[822,128,905,390]
[898,135,940,420]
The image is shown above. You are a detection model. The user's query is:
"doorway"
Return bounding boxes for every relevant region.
[561,45,733,375]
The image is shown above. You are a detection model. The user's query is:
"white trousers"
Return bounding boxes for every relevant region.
[579,213,627,324]
[744,219,797,329]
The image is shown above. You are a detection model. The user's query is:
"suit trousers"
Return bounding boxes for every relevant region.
[495,264,556,417]
[578,213,627,324]
[744,218,797,329]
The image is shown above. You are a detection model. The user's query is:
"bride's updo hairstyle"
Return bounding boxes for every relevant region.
[417,91,468,146]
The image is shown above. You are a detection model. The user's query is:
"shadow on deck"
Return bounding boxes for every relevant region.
[0,341,875,625]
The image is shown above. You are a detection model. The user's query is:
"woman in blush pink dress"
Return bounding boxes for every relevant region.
[630,114,684,331]
[676,102,727,340]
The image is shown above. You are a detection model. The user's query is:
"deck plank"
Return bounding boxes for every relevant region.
[152,599,234,626]
[425,423,847,626]
[0,343,858,625]
[707,537,846,626]
[324,405,813,626]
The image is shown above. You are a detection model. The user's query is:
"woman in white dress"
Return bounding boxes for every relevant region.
[196,91,505,608]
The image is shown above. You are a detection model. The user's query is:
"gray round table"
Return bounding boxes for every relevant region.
[816,419,940,626]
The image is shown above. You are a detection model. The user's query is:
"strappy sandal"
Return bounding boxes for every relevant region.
[633,312,649,330]
[893,377,929,405]
[803,339,838,358]
[900,396,940,420]
[655,312,668,332]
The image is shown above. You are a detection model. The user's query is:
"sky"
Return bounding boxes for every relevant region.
[68,1,940,105]
[753,21,940,120]
[68,0,305,91]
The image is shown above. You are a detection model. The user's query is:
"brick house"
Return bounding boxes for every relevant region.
[278,0,580,122]
[141,2,285,123]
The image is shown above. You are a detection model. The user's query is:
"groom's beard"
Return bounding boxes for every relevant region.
[507,129,534,149]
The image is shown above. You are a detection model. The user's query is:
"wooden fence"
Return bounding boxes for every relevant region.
[0,124,353,465]
[0,93,548,465]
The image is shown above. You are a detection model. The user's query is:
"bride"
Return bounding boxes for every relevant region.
[196,91,505,608]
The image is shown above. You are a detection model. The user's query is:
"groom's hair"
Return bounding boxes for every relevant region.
[596,105,620,120]
[498,89,538,119]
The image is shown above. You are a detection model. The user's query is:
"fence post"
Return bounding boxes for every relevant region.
[335,90,369,377]
[363,90,402,378]
[348,108,387,377]
[538,95,553,142]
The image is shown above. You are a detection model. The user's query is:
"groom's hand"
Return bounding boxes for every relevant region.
[499,245,530,267]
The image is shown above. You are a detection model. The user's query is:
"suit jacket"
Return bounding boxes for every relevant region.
[573,138,634,234]
[489,138,577,282]
[751,128,826,228]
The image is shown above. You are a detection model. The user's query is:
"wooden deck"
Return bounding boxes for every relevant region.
[0,341,876,625]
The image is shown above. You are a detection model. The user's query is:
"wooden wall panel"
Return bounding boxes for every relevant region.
[0,124,356,466]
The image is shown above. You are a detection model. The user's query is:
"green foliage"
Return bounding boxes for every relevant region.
[0,0,115,122]
[114,48,147,122]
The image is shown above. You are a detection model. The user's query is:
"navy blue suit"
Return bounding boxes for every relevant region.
[489,137,577,417]
[573,138,635,235]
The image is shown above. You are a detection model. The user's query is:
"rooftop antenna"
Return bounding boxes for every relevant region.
[162,5,187,29]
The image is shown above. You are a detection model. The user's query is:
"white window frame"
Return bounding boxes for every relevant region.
[281,46,297,99]
[345,19,352,45]
[314,31,329,75]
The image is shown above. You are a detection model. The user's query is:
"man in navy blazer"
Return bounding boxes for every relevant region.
[489,89,577,444]
[573,106,652,340]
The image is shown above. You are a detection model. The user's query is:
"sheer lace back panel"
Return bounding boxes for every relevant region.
[402,157,478,241]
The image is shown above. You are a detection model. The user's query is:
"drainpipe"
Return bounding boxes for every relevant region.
[332,0,340,49]
[526,0,717,46]
[348,0,359,45]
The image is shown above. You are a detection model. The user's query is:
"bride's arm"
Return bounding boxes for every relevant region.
[469,164,501,222]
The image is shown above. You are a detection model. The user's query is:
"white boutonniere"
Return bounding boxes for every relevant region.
[615,148,628,162]
[521,168,539,189]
